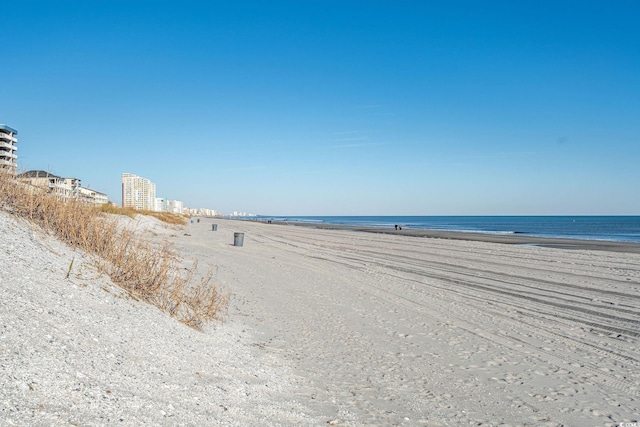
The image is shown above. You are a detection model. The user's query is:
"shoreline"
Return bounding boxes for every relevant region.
[181,218,640,425]
[255,220,640,253]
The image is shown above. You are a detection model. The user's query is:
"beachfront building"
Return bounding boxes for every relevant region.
[17,170,73,198]
[122,173,156,211]
[154,197,185,214]
[189,207,219,217]
[63,178,109,205]
[17,171,109,204]
[201,208,217,217]
[0,124,18,170]
[155,197,168,212]
[63,177,82,195]
[230,211,255,217]
[168,199,184,214]
[76,186,109,205]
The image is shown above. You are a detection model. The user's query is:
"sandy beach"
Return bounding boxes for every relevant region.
[175,218,640,425]
[2,213,640,426]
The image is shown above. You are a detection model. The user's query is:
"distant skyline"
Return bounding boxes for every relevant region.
[2,1,639,215]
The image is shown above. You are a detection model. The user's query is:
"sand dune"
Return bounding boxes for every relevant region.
[0,213,321,426]
[2,212,639,426]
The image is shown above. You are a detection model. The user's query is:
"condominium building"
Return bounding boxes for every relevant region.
[122,173,156,210]
[76,186,109,205]
[63,177,81,194]
[188,208,219,217]
[168,199,184,214]
[17,171,109,205]
[0,124,18,170]
[17,170,73,198]
[155,197,168,212]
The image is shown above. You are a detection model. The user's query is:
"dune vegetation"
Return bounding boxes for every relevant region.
[98,202,188,225]
[0,170,227,329]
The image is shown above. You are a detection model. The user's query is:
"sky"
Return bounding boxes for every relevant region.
[2,1,639,215]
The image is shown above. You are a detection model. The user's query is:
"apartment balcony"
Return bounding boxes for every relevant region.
[0,158,15,167]
[0,133,17,143]
[0,151,17,160]
[0,141,17,150]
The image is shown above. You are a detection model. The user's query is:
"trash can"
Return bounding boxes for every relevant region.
[233,232,244,247]
[212,224,218,231]
[197,219,200,223]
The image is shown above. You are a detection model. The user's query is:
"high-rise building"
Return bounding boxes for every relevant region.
[168,199,184,214]
[0,124,18,170]
[155,197,168,212]
[121,173,156,210]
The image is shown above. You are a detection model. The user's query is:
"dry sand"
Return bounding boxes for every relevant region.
[1,213,322,426]
[2,213,640,426]
[174,218,640,426]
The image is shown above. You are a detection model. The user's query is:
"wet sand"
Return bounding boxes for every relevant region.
[261,220,640,253]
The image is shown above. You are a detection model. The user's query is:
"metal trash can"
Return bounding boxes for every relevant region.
[233,232,244,247]
[212,224,218,231]
[197,218,200,223]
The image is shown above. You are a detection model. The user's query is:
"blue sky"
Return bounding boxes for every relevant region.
[2,1,639,215]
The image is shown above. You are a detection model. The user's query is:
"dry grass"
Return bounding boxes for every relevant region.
[98,203,137,217]
[98,203,188,225]
[0,170,227,330]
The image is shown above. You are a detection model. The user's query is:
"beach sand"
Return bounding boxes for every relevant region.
[174,218,640,426]
[2,213,639,425]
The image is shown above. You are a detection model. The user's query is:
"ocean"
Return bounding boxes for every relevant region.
[255,216,640,243]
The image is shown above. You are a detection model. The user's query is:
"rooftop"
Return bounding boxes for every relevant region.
[0,124,18,135]
[18,170,63,179]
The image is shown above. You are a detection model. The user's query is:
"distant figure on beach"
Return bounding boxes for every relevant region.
[399,226,402,230]
[395,224,398,230]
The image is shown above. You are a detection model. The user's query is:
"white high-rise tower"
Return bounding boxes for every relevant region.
[121,173,157,210]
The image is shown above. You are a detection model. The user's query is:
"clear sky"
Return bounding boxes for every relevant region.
[2,1,639,215]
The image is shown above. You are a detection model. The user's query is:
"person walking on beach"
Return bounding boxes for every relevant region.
[395,224,398,230]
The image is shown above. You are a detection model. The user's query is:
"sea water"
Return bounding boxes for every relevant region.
[256,216,640,243]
